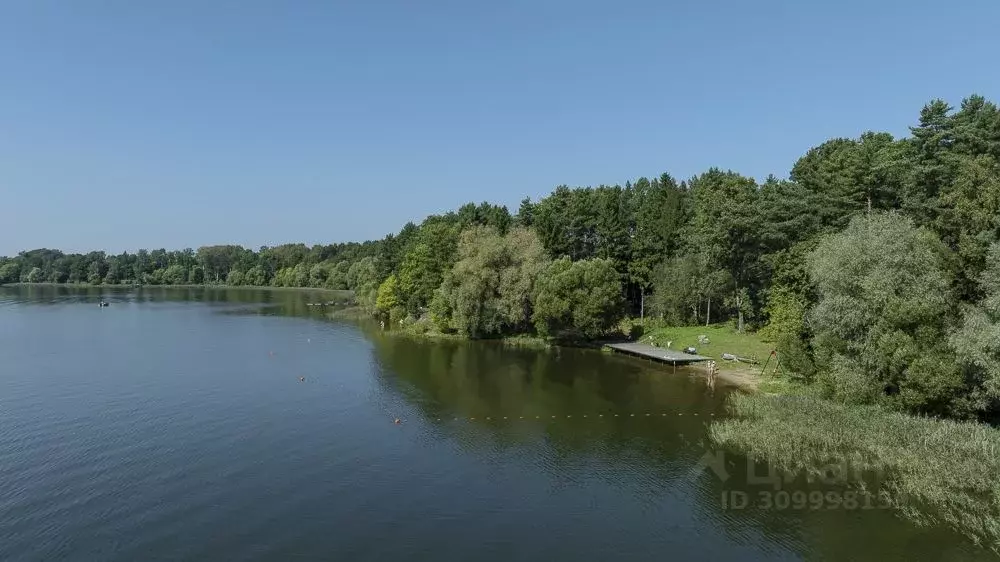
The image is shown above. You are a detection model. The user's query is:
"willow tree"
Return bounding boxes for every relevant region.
[431,226,548,338]
[808,213,962,415]
[532,257,623,340]
[951,243,1000,413]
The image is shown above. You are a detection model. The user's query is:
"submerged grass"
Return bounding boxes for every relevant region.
[710,393,1000,552]
[327,306,369,320]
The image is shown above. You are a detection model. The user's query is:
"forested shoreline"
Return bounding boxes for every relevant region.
[5,94,1000,423]
[7,95,1000,549]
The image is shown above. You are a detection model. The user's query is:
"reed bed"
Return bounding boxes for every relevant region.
[710,393,1000,552]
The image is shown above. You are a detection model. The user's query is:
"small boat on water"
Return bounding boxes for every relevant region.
[99,301,109,307]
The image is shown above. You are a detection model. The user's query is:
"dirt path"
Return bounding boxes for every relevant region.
[693,361,762,391]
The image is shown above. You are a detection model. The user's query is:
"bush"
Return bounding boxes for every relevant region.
[616,317,644,340]
[388,305,408,326]
[405,315,434,335]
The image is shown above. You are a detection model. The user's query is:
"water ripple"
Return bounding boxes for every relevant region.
[0,288,992,562]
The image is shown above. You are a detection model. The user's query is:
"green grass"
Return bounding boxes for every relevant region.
[756,376,818,396]
[641,324,774,373]
[711,393,1000,552]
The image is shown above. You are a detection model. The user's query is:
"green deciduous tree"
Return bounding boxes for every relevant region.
[808,213,961,415]
[758,284,815,379]
[650,252,721,325]
[398,219,460,313]
[951,243,1000,414]
[347,257,381,315]
[197,245,246,283]
[325,260,350,290]
[162,264,188,285]
[432,226,549,337]
[271,268,292,287]
[532,257,623,340]
[86,252,108,284]
[0,262,20,284]
[244,265,266,287]
[291,263,309,287]
[189,266,205,285]
[375,274,402,317]
[226,269,245,286]
[26,267,43,283]
[346,257,378,291]
[309,263,330,288]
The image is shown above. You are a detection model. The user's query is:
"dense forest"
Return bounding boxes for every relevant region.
[4,95,1000,421]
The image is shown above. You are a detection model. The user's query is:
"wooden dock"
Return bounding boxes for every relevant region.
[605,342,710,365]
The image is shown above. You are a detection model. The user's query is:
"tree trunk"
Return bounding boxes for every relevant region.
[736,290,745,333]
[706,296,711,327]
[640,290,645,321]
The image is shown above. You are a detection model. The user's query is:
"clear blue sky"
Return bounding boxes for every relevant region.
[2,0,998,256]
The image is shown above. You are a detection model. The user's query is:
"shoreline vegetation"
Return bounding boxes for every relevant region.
[5,94,1000,552]
[2,281,353,294]
[712,394,1000,551]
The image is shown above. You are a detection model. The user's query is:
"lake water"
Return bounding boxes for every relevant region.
[0,285,992,561]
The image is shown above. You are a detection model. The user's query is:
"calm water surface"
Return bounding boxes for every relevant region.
[0,286,991,561]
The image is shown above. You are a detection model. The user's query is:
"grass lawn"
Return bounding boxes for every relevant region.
[642,323,774,369]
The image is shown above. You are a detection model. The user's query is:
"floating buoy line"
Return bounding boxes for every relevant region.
[392,411,717,425]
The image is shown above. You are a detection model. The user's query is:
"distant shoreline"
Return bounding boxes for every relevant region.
[2,282,354,296]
